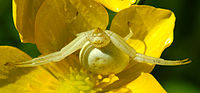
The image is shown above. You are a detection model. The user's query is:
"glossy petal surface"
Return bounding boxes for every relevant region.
[95,0,136,12]
[126,73,166,93]
[107,5,175,90]
[108,73,166,93]
[13,0,45,43]
[35,0,108,54]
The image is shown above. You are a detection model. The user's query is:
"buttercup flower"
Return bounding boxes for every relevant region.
[0,0,178,92]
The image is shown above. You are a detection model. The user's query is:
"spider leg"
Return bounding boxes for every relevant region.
[106,30,137,58]
[15,31,91,67]
[134,53,191,65]
[124,27,147,54]
[124,27,134,41]
[107,31,191,66]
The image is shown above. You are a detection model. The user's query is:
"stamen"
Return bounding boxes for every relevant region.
[58,67,97,93]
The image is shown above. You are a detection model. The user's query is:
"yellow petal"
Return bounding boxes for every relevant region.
[35,0,108,54]
[106,5,175,90]
[0,46,31,79]
[108,73,166,93]
[0,66,58,93]
[110,5,175,58]
[13,0,45,43]
[0,46,58,92]
[126,73,166,93]
[95,0,136,12]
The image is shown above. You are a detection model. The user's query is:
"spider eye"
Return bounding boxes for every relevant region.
[87,28,110,48]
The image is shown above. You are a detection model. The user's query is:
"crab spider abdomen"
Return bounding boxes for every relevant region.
[79,41,129,75]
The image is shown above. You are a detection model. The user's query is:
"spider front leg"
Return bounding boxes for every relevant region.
[15,31,92,67]
[134,53,191,65]
[107,31,191,66]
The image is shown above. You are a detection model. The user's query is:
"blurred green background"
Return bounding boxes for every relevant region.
[0,0,199,93]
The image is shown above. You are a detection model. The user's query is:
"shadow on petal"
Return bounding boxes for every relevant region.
[0,67,35,87]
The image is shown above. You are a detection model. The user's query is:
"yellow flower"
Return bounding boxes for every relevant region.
[0,0,176,92]
[94,0,137,12]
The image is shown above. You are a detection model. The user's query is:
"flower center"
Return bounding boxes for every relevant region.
[57,67,121,93]
[58,68,97,93]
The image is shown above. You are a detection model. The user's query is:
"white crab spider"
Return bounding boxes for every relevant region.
[15,28,190,75]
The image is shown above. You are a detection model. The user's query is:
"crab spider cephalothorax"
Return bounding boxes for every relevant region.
[15,28,191,75]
